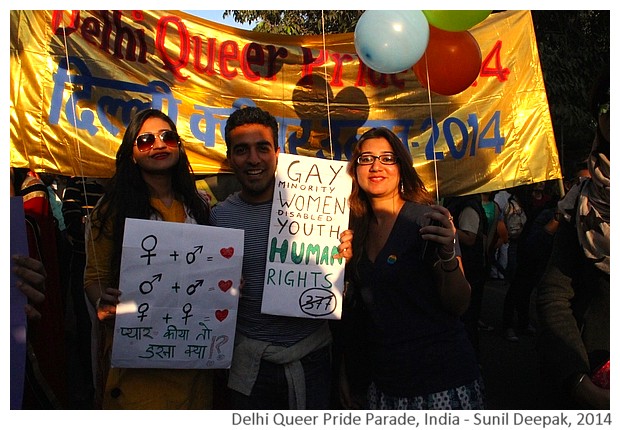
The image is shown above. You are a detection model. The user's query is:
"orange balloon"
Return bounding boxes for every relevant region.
[414,26,482,96]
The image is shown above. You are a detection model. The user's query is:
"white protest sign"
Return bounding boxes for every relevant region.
[111,218,243,369]
[261,153,351,319]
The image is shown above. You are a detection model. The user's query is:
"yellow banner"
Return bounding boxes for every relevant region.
[10,10,560,196]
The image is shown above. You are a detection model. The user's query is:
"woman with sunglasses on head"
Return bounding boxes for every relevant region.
[339,127,484,409]
[84,108,213,409]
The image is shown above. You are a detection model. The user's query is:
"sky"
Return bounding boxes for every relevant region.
[184,10,255,30]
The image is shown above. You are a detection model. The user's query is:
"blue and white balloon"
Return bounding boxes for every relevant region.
[354,10,430,74]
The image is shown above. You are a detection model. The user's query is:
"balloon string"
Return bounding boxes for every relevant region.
[422,54,441,204]
[321,11,334,160]
[61,20,104,298]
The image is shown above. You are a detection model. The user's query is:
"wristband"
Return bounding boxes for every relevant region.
[438,248,456,263]
[571,373,587,396]
[441,259,460,272]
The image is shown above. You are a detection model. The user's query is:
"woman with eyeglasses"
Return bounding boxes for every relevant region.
[337,127,484,409]
[84,108,213,409]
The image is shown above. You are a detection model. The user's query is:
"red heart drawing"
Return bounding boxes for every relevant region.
[218,280,233,292]
[220,247,234,259]
[215,309,229,322]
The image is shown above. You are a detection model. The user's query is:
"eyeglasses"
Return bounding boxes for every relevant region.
[135,130,180,152]
[356,153,398,165]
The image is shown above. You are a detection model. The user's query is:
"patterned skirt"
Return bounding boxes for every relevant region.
[367,378,486,410]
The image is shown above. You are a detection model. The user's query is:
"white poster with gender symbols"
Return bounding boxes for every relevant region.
[111,218,243,369]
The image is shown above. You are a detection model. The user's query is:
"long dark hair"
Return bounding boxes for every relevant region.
[92,108,210,286]
[346,127,433,273]
[347,127,433,217]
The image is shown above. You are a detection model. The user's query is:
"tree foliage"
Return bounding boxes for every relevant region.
[531,10,609,165]
[223,10,610,170]
[223,10,362,35]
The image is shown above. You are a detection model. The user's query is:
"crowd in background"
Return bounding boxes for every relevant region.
[11,167,606,410]
[11,68,608,410]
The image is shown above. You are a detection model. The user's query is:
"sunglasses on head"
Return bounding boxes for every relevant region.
[135,130,180,152]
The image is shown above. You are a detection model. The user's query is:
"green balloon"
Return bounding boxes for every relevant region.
[423,10,491,32]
